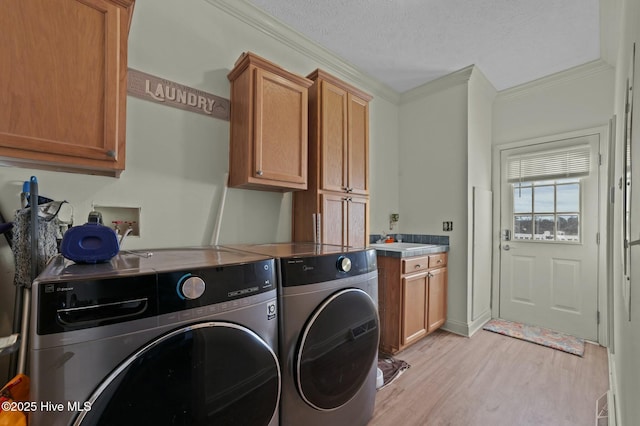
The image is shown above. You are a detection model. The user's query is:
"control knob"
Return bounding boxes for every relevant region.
[179,276,206,300]
[336,256,352,273]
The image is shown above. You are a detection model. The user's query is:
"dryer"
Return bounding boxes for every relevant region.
[225,243,379,426]
[28,247,280,426]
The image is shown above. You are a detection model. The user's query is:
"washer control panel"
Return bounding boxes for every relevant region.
[158,259,276,314]
[178,275,206,300]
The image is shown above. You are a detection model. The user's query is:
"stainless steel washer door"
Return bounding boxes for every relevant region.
[74,322,280,426]
[296,288,379,411]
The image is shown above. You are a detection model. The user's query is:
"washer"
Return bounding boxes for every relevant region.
[225,243,379,426]
[28,247,280,426]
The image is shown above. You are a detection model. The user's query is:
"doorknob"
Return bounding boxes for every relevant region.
[502,244,510,251]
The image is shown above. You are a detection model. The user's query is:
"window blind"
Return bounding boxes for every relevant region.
[506,144,591,183]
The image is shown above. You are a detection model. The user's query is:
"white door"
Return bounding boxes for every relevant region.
[499,134,600,340]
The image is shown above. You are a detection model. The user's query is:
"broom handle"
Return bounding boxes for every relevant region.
[30,176,38,282]
[17,177,38,375]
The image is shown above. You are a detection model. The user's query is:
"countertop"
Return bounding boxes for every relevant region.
[369,243,449,258]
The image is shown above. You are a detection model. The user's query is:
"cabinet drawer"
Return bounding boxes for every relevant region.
[402,256,429,274]
[428,253,447,268]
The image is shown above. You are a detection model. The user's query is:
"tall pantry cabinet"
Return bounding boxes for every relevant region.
[293,70,372,247]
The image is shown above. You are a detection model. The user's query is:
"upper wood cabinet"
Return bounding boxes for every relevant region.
[0,0,135,177]
[292,70,372,247]
[311,70,372,196]
[227,52,312,191]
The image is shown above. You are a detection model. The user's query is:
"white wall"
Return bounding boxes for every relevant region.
[611,0,640,423]
[369,99,401,235]
[467,69,496,327]
[399,79,469,332]
[397,66,496,336]
[493,62,615,145]
[0,0,400,379]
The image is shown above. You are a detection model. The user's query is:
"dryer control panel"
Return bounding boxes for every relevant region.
[279,249,377,287]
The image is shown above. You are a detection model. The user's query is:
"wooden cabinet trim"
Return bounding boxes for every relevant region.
[306,69,373,102]
[229,52,313,89]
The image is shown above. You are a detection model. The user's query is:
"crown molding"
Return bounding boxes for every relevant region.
[205,0,401,104]
[496,59,614,102]
[400,65,474,104]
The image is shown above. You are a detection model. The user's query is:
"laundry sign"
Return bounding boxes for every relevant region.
[127,68,230,121]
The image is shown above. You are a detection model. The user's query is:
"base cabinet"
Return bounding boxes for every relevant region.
[318,192,369,246]
[378,252,448,355]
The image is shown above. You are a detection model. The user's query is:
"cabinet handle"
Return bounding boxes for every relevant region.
[427,272,434,278]
[106,150,116,158]
[437,259,442,264]
[414,264,422,269]
[256,170,263,176]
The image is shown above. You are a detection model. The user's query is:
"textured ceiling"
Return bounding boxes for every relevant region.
[246,0,601,93]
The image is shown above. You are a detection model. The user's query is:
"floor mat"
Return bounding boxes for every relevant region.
[377,356,410,389]
[483,318,585,357]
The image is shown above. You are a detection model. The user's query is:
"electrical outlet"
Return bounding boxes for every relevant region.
[443,221,453,232]
[390,213,399,222]
[93,205,141,237]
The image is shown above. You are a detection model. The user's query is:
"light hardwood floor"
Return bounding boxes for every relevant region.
[370,329,609,426]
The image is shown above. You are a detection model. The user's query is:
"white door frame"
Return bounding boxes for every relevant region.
[491,125,610,346]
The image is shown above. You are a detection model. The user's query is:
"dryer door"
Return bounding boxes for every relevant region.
[296,288,379,410]
[73,322,280,426]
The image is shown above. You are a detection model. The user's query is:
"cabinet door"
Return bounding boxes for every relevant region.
[254,68,308,186]
[427,267,448,332]
[0,0,131,176]
[347,94,370,195]
[401,272,428,346]
[321,193,346,246]
[320,81,348,192]
[346,195,368,248]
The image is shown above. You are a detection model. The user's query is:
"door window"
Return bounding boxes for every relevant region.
[512,179,581,242]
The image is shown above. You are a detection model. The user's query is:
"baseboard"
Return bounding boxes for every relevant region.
[441,319,469,336]
[442,312,493,338]
[468,310,493,336]
[608,349,620,426]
